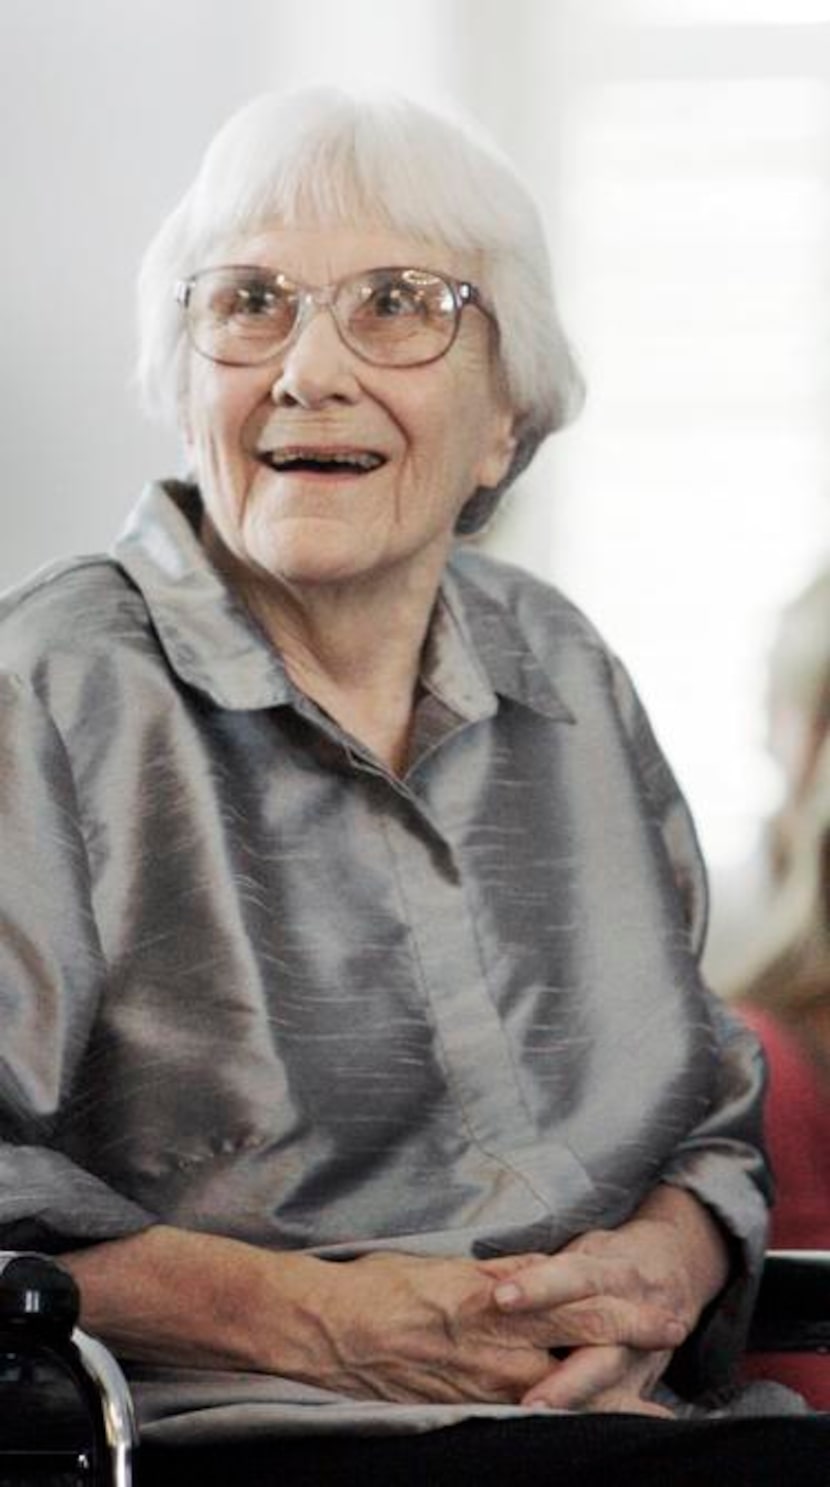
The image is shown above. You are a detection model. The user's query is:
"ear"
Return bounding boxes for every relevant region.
[476,406,518,491]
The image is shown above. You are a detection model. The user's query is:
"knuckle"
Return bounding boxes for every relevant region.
[559,1303,611,1345]
[568,1229,610,1260]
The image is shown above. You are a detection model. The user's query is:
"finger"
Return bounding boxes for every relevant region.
[538,1294,686,1351]
[496,1293,685,1352]
[493,1255,687,1350]
[493,1251,637,1311]
[521,1345,671,1413]
[522,1345,628,1409]
[478,1253,551,1282]
[526,1379,675,1419]
[494,1304,682,1358]
[591,1395,675,1419]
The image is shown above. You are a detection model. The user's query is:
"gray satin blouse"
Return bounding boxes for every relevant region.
[0,481,769,1429]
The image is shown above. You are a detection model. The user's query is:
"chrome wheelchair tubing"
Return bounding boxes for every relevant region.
[72,1327,137,1487]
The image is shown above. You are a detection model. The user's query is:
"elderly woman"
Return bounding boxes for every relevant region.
[0,86,792,1470]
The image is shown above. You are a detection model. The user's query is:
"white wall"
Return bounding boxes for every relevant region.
[0,0,284,578]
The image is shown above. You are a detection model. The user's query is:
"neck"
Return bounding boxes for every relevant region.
[206,532,450,774]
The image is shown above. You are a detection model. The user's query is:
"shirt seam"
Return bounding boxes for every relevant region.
[374,805,557,1226]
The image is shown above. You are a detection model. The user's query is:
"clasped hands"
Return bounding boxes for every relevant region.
[313,1188,725,1415]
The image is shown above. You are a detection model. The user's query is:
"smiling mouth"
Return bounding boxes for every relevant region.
[258,447,387,475]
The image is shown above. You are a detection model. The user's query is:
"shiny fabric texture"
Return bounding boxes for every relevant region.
[0,481,769,1423]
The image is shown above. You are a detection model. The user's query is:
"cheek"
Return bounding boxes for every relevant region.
[193,409,248,490]
[185,362,261,462]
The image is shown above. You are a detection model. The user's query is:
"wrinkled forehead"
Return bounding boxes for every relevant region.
[199,218,486,289]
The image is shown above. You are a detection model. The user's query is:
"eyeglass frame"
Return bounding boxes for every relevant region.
[174,263,497,370]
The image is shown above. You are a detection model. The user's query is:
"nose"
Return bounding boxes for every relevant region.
[269,305,360,409]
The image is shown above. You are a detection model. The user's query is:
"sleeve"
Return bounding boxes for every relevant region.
[0,671,155,1251]
[610,654,772,1396]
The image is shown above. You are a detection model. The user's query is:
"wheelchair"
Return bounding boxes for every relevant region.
[0,1250,828,1487]
[0,1253,136,1486]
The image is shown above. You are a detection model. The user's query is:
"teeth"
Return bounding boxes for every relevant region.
[344,451,384,471]
[263,449,384,472]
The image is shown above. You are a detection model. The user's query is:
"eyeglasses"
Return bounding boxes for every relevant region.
[175,264,494,369]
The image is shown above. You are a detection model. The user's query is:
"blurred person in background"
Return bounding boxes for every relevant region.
[732,732,830,1407]
[704,567,830,992]
[765,568,830,882]
[712,566,830,1410]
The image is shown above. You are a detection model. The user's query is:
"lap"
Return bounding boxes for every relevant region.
[138,1412,830,1487]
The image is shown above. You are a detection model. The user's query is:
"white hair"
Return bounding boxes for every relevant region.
[137,86,584,531]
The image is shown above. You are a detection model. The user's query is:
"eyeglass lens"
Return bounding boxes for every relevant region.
[186,267,461,367]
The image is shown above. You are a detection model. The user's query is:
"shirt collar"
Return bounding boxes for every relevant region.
[114,481,296,710]
[440,560,574,724]
[113,480,572,724]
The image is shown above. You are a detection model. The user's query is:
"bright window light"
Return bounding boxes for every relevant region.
[526,76,830,873]
[620,0,830,23]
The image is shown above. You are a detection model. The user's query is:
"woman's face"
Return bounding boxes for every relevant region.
[181,223,516,597]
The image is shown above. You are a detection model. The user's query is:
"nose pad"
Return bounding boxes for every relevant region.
[269,307,359,408]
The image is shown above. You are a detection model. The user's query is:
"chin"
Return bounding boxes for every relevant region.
[248,533,371,590]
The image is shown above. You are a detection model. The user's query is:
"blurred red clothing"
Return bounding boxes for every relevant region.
[739,1004,830,1409]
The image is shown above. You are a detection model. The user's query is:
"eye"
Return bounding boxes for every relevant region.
[202,275,298,343]
[203,278,285,324]
[230,282,280,319]
[369,281,424,319]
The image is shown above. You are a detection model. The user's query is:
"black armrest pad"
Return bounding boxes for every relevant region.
[748,1250,830,1352]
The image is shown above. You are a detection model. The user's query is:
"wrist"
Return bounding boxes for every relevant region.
[62,1226,338,1379]
[636,1184,731,1308]
[231,1245,342,1381]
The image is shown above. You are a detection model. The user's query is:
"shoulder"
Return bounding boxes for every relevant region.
[449,546,647,733]
[447,551,709,942]
[449,546,612,659]
[0,555,151,682]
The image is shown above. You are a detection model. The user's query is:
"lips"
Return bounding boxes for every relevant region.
[257,446,387,475]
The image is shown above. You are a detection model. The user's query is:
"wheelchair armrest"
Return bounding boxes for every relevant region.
[0,1252,137,1487]
[0,1250,80,1330]
[748,1249,830,1353]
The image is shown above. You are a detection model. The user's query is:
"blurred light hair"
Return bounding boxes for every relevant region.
[136,86,584,532]
[736,733,830,1015]
[767,565,830,734]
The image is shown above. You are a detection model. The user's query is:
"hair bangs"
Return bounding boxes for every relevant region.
[187,90,526,264]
